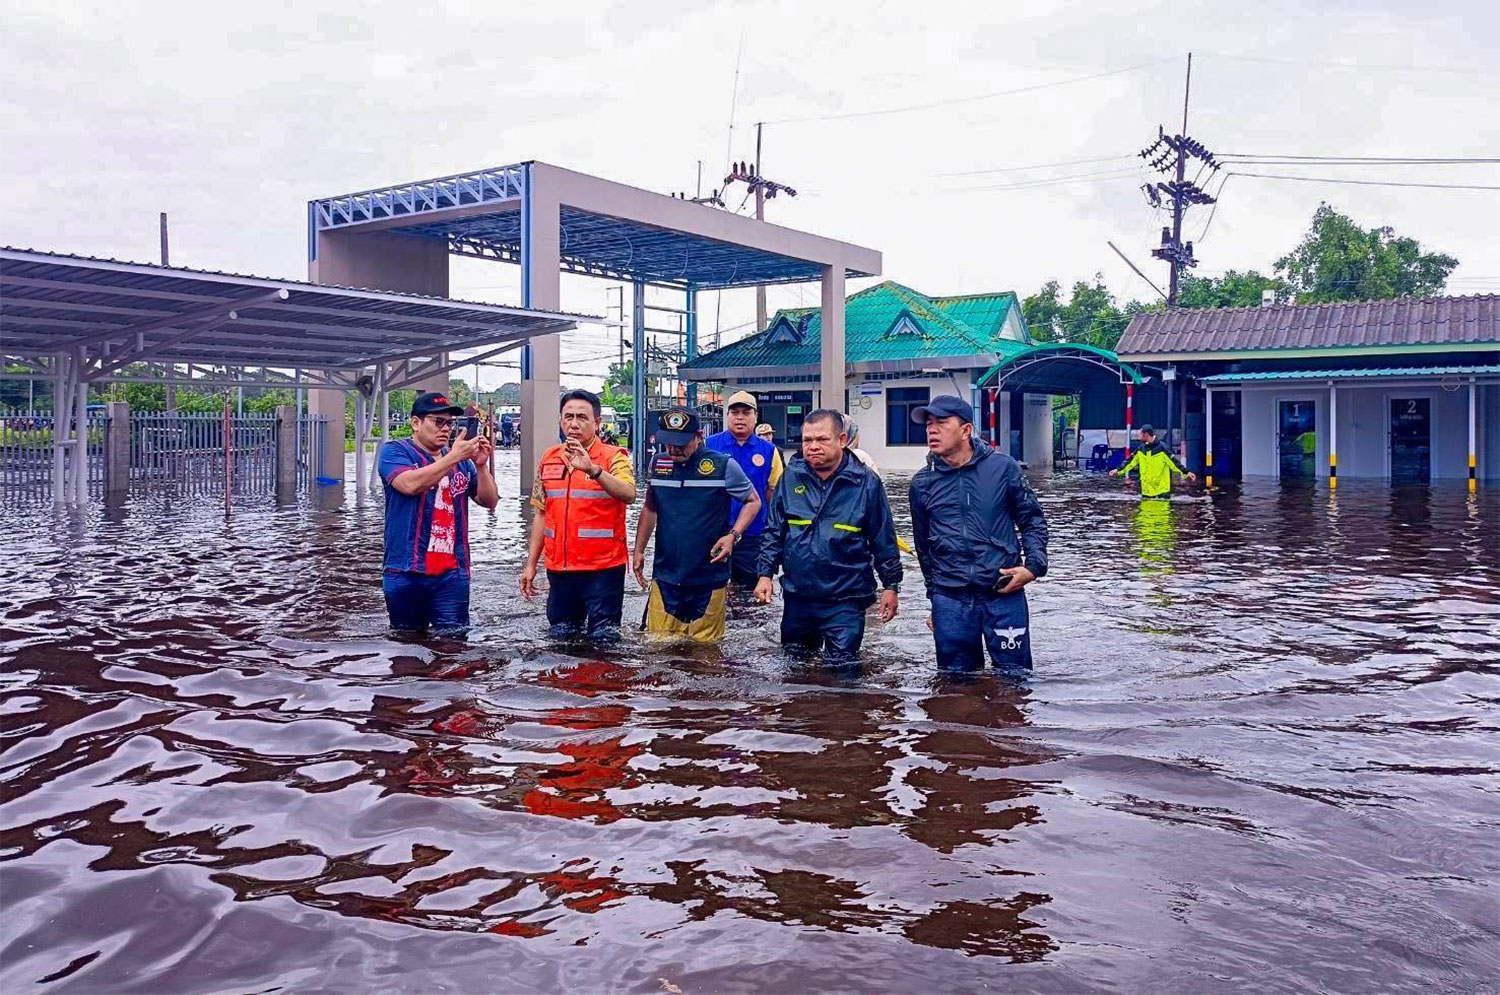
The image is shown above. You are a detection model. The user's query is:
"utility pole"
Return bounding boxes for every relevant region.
[1140,53,1217,305]
[724,122,797,333]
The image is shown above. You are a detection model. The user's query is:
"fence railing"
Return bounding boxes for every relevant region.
[0,407,108,499]
[0,406,329,502]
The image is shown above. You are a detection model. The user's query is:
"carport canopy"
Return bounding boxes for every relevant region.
[0,246,584,386]
[976,342,1145,394]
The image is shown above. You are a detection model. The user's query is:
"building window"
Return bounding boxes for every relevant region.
[886,386,930,446]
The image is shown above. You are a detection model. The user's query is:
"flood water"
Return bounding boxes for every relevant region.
[2,450,1497,993]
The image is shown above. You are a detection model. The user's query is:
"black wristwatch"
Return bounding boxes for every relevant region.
[588,466,604,480]
[729,529,743,544]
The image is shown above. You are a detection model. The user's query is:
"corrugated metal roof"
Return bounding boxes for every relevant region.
[1117,295,1500,356]
[0,246,584,369]
[1200,364,1500,383]
[682,281,1024,374]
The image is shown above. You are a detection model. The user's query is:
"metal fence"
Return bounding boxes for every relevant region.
[0,407,108,499]
[295,414,328,491]
[0,406,328,502]
[130,411,274,493]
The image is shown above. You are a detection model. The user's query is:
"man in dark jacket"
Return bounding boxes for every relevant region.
[755,409,902,663]
[909,395,1048,672]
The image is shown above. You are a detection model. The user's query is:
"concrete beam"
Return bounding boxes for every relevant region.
[520,183,562,495]
[820,265,846,413]
[275,403,298,503]
[532,163,881,276]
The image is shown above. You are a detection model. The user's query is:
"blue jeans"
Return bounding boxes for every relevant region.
[929,586,1032,672]
[781,597,868,664]
[383,569,470,633]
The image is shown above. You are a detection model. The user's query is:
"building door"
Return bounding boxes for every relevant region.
[1277,399,1317,479]
[1389,397,1432,483]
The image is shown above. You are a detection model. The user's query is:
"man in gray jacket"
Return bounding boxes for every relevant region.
[909,395,1049,672]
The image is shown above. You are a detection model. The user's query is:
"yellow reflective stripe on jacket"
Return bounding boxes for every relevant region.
[833,523,861,532]
[787,518,812,526]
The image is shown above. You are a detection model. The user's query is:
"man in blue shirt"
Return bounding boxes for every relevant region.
[378,392,498,633]
[704,390,784,587]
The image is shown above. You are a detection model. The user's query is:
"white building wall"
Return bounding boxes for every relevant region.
[1237,382,1497,480]
[1023,394,1053,470]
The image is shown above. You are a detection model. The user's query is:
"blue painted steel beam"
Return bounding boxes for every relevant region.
[685,287,697,409]
[311,164,527,231]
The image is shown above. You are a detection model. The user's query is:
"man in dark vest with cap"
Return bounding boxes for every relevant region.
[632,406,762,641]
[704,390,784,586]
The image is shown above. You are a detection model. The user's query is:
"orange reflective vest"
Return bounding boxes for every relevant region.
[539,438,629,571]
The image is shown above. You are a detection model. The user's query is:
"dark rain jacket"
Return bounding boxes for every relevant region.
[757,452,903,604]
[909,439,1049,596]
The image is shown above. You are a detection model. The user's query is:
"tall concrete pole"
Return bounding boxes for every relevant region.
[819,264,845,414]
[754,123,767,334]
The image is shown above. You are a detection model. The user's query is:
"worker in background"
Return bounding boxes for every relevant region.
[519,389,636,642]
[1110,424,1196,498]
[755,409,902,664]
[909,395,1048,672]
[378,392,498,633]
[843,416,879,475]
[704,391,784,586]
[632,406,762,641]
[756,423,776,445]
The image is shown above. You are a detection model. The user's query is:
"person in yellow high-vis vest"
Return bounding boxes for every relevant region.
[1111,425,1197,498]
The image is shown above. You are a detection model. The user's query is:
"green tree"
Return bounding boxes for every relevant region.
[1021,280,1063,342]
[1274,203,1457,303]
[602,360,657,416]
[1177,269,1288,309]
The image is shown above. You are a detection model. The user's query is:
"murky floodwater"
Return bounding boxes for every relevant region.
[2,450,1497,993]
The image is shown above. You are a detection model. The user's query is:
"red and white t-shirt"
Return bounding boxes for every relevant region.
[424,472,459,574]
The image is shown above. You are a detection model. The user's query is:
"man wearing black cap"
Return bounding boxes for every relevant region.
[909,395,1048,672]
[377,391,498,633]
[632,406,762,641]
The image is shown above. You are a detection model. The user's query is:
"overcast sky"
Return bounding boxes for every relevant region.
[3,0,1497,390]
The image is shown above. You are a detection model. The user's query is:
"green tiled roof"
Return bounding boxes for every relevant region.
[682,281,1028,373]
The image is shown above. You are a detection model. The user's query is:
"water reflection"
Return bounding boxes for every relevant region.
[1,464,1497,991]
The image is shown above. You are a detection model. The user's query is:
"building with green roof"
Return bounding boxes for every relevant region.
[682,281,1057,470]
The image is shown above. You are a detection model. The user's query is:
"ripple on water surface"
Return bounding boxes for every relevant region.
[1,459,1497,993]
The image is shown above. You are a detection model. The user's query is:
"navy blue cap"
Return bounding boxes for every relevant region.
[656,406,701,445]
[411,392,464,417]
[911,394,974,425]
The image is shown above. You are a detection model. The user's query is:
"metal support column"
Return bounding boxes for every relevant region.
[684,287,698,411]
[354,390,368,506]
[1328,382,1338,489]
[632,280,647,479]
[1469,380,1478,492]
[1125,383,1134,453]
[1204,387,1214,487]
[51,352,69,503]
[73,356,87,506]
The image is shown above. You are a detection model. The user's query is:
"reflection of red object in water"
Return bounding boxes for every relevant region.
[433,709,485,736]
[524,790,620,822]
[535,659,636,698]
[405,751,460,786]
[541,869,628,913]
[545,704,630,730]
[524,735,642,823]
[489,919,551,937]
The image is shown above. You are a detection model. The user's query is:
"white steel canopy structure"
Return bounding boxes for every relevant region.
[307,161,882,488]
[0,246,583,504]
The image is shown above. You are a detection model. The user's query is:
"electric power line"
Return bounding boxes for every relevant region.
[1227,171,1500,191]
[939,153,1136,177]
[758,59,1167,125]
